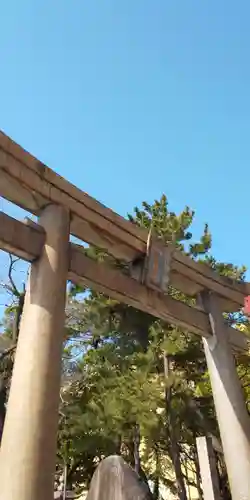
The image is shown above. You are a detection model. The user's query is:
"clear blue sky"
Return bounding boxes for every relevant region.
[1,0,250,314]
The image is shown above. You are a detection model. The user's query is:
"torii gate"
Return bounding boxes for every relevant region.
[0,131,250,500]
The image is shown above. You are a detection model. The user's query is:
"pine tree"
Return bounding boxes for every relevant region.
[63,195,249,497]
[1,194,249,500]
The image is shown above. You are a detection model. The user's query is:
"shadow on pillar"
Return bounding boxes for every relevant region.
[86,455,152,500]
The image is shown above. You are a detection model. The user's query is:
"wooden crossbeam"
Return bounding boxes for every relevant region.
[0,131,249,310]
[69,246,247,352]
[0,212,45,261]
[0,213,247,352]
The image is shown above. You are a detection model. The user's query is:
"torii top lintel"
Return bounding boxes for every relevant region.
[0,129,249,314]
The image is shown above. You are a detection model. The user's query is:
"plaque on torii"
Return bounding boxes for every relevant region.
[130,229,172,293]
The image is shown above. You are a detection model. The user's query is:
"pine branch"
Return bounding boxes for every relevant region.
[7,254,20,297]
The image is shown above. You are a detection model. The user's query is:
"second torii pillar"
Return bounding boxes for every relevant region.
[0,204,70,500]
[200,291,250,500]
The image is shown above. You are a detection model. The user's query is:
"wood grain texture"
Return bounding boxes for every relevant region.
[172,250,247,308]
[0,205,70,500]
[0,213,247,352]
[0,212,45,261]
[0,130,146,241]
[69,245,248,352]
[0,132,145,259]
[0,130,249,310]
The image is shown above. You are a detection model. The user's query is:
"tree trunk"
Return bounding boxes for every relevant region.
[139,466,153,498]
[217,458,231,500]
[153,446,160,500]
[153,478,159,500]
[193,449,204,500]
[0,287,25,444]
[164,351,187,500]
[124,438,152,495]
[134,423,141,474]
[115,435,122,455]
[13,288,25,343]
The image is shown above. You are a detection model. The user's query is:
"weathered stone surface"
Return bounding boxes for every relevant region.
[87,455,152,500]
